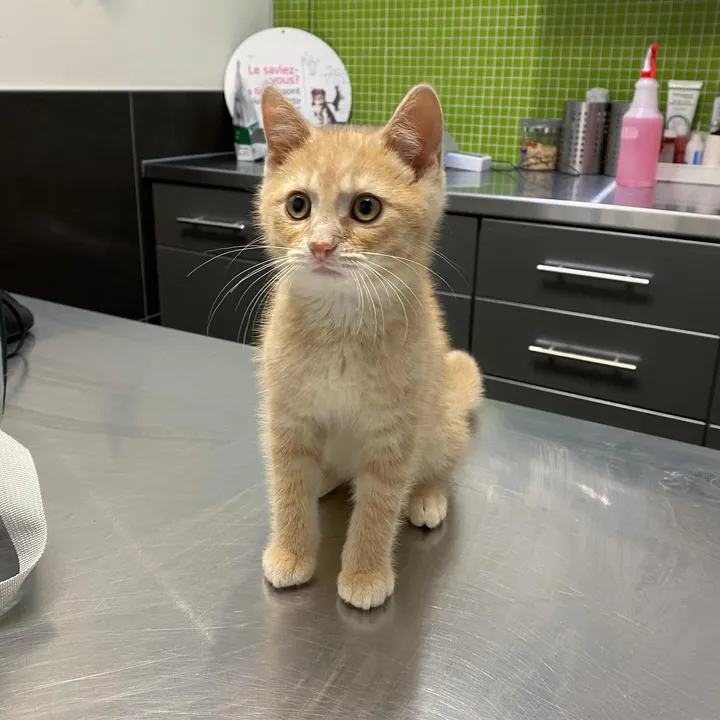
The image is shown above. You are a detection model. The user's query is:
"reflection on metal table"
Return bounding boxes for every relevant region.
[2,298,720,719]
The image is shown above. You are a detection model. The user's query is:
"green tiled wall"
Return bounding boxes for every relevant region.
[273,0,720,163]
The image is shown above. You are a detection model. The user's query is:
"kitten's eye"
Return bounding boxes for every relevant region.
[286,192,311,220]
[351,195,382,223]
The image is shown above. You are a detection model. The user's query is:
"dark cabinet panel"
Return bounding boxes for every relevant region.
[131,92,233,166]
[157,247,270,345]
[707,426,720,450]
[712,377,720,426]
[148,175,720,447]
[133,92,234,317]
[436,292,472,351]
[476,219,720,333]
[434,215,478,295]
[484,375,705,445]
[473,299,717,420]
[153,184,263,260]
[0,91,144,318]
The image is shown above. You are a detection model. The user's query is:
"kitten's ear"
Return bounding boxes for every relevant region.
[381,84,444,178]
[261,84,311,169]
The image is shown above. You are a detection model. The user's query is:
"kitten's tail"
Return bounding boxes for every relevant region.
[446,350,484,413]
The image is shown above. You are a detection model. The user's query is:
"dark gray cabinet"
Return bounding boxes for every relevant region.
[471,218,720,446]
[430,214,477,350]
[483,376,705,445]
[148,175,720,446]
[153,184,270,345]
[157,246,269,344]
[712,378,720,426]
[476,219,720,334]
[437,292,472,351]
[707,426,720,450]
[473,299,717,420]
[434,214,478,295]
[152,183,476,349]
[153,183,262,259]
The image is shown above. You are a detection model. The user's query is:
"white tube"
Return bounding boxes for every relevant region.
[711,97,720,133]
[666,80,703,136]
[702,134,720,168]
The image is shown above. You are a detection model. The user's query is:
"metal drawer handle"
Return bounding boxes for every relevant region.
[176,216,247,232]
[528,344,638,371]
[536,263,650,286]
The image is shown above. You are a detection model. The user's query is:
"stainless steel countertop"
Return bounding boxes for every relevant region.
[143,152,720,240]
[3,298,720,719]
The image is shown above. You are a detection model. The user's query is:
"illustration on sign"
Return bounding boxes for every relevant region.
[223,28,352,128]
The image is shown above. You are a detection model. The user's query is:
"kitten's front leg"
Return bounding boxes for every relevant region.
[338,440,414,610]
[263,421,324,589]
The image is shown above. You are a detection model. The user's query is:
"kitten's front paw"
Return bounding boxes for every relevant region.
[337,568,395,610]
[409,488,447,529]
[263,545,315,588]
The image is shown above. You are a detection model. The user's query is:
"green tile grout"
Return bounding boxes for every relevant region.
[274,0,720,163]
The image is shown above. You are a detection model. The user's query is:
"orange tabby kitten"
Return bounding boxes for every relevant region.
[257,83,482,610]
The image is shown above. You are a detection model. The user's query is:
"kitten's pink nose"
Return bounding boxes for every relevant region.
[308,238,337,262]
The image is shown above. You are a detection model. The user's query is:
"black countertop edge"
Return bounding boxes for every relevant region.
[143,158,262,193]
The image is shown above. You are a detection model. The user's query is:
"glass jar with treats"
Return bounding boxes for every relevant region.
[520,119,562,170]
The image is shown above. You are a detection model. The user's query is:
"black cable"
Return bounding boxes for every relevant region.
[0,294,30,419]
[0,296,7,419]
[2,297,26,359]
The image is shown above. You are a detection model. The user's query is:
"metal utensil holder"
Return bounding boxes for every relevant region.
[559,101,609,175]
[603,102,631,177]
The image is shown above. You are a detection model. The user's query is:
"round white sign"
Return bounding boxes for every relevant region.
[223,27,352,128]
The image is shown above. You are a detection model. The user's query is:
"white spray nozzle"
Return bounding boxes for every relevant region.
[640,43,658,79]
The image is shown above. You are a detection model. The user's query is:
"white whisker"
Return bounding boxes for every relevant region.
[247,280,276,345]
[226,246,246,269]
[360,258,424,312]
[233,258,293,312]
[240,264,295,344]
[188,245,290,277]
[354,266,366,336]
[206,257,278,319]
[357,261,393,304]
[347,270,363,337]
[356,268,378,340]
[357,265,385,339]
[354,261,410,344]
[207,258,291,332]
[419,241,468,291]
[239,271,279,344]
[359,250,456,296]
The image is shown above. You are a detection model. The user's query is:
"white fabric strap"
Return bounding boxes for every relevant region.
[0,430,46,614]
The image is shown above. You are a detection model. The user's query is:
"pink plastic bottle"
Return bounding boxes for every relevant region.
[616,44,664,188]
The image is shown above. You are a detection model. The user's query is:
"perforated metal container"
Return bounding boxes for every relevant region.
[603,102,631,177]
[559,101,610,175]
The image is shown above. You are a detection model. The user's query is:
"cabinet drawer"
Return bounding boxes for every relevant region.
[153,184,264,262]
[436,291,471,351]
[484,376,705,445]
[433,214,478,295]
[476,219,720,333]
[157,247,270,345]
[472,299,717,420]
